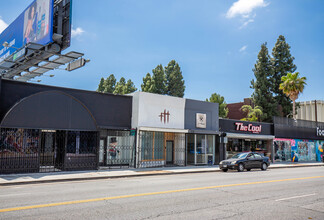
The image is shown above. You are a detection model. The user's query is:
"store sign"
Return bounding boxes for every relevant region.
[133,92,185,129]
[159,109,171,124]
[196,113,206,128]
[317,127,324,137]
[235,122,262,134]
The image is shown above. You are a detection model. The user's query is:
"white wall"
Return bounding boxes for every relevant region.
[131,92,186,129]
[297,100,324,122]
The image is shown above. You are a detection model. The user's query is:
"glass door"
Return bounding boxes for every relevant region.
[196,134,207,164]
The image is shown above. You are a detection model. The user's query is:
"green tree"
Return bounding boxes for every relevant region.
[206,93,229,118]
[114,77,126,95]
[240,105,263,122]
[272,35,297,117]
[165,60,185,97]
[151,64,166,94]
[251,43,277,122]
[103,74,116,93]
[114,77,137,95]
[279,72,307,119]
[97,77,105,92]
[125,79,137,94]
[141,73,154,92]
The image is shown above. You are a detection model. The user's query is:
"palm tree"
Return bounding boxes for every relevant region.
[279,72,307,119]
[240,105,263,122]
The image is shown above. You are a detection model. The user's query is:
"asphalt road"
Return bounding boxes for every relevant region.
[0,167,323,220]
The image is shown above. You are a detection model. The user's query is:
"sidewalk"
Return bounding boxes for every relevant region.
[0,162,323,186]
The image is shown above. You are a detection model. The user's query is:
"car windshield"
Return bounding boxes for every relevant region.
[231,153,248,159]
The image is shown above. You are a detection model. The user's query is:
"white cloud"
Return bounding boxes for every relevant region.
[239,45,248,52]
[239,19,255,29]
[71,27,85,38]
[226,0,269,18]
[226,0,269,29]
[0,17,8,34]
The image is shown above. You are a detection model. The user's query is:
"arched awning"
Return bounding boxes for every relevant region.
[0,90,97,131]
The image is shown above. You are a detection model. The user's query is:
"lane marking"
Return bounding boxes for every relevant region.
[0,175,323,213]
[275,193,316,201]
[0,193,31,197]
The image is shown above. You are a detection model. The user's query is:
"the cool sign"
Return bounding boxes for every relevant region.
[235,122,262,134]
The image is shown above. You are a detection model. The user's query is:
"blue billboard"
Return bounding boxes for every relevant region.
[0,0,53,62]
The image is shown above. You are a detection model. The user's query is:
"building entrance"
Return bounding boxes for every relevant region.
[166,141,174,165]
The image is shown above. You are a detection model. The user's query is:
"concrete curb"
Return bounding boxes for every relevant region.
[0,163,323,186]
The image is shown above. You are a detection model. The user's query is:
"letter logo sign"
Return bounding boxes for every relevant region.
[159,109,170,124]
[317,127,324,137]
[196,113,207,128]
[235,122,262,134]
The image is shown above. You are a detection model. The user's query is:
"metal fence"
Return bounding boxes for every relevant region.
[0,128,98,174]
[101,130,135,168]
[137,131,186,168]
[273,116,324,128]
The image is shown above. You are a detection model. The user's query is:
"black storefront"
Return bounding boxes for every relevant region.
[219,119,274,161]
[0,79,133,174]
[273,117,324,162]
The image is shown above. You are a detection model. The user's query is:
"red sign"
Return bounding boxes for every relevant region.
[159,109,170,124]
[235,122,262,134]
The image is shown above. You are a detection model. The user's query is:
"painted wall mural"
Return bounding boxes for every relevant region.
[274,138,321,162]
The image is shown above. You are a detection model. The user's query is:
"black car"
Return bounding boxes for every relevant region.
[219,152,270,172]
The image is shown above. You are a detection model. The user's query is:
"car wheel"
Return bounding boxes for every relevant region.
[222,169,228,172]
[261,163,267,171]
[246,168,251,171]
[238,163,244,172]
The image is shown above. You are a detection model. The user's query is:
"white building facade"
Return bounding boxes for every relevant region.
[296,100,324,122]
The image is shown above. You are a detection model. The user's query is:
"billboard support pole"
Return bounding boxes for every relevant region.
[57,5,63,35]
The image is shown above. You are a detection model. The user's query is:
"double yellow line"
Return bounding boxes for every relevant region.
[1,175,323,213]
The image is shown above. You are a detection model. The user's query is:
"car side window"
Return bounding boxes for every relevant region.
[254,153,262,159]
[247,154,254,159]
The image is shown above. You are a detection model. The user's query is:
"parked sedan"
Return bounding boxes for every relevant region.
[219,152,270,172]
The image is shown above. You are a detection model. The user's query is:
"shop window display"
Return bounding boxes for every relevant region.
[275,139,317,162]
[140,131,164,161]
[274,140,292,162]
[295,140,316,162]
[66,131,97,154]
[0,128,39,156]
[226,139,268,159]
[315,141,324,162]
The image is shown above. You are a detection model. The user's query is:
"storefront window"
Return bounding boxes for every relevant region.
[106,130,136,165]
[227,138,268,159]
[315,140,324,162]
[140,131,164,160]
[186,134,215,165]
[274,140,291,162]
[154,132,164,160]
[67,131,97,154]
[196,134,206,164]
[0,128,39,155]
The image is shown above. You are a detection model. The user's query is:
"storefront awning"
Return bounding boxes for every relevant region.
[138,126,189,133]
[226,133,275,140]
[188,129,220,135]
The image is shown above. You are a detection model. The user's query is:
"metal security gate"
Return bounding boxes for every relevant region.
[0,128,98,174]
[137,131,186,168]
[39,130,67,172]
[99,130,136,168]
[0,128,40,174]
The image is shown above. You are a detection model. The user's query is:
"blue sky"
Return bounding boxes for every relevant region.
[0,0,323,103]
